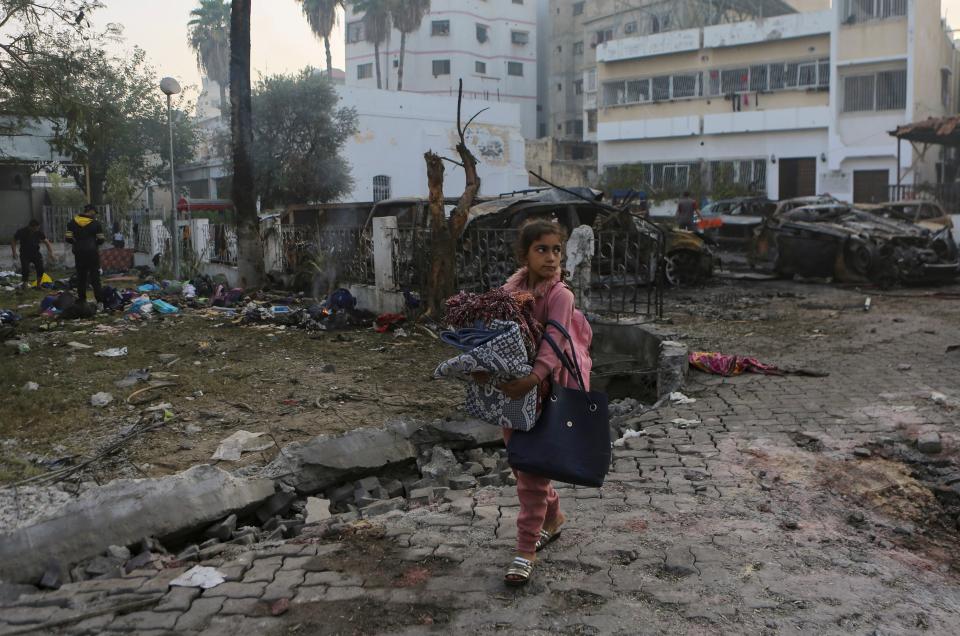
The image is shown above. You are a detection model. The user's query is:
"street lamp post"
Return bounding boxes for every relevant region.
[160,77,182,280]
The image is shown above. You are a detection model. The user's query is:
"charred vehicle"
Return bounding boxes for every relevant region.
[464,188,717,287]
[697,196,776,248]
[751,203,959,286]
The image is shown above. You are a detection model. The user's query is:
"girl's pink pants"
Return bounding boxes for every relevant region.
[502,428,561,554]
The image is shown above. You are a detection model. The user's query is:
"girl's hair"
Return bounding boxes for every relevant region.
[514,218,568,262]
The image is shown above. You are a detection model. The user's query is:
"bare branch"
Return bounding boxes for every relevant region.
[462,107,490,138]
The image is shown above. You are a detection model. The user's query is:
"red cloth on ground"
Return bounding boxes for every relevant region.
[688,351,782,376]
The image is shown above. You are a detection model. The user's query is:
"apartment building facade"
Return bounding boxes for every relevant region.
[344,0,539,139]
[593,0,959,203]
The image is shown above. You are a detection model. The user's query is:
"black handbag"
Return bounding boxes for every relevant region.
[507,320,611,488]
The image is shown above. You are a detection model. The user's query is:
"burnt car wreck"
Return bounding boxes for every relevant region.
[752,203,959,286]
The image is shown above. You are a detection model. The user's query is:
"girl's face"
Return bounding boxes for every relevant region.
[525,233,564,282]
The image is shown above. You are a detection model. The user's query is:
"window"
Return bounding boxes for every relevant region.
[513,0,523,4]
[709,160,768,192]
[574,80,583,95]
[475,61,487,74]
[672,73,699,98]
[346,20,364,43]
[432,59,451,76]
[573,2,584,16]
[651,76,670,101]
[585,69,597,92]
[721,68,749,94]
[511,30,529,45]
[564,120,583,136]
[595,29,614,45]
[587,110,597,133]
[604,73,703,105]
[372,176,391,202]
[508,61,524,77]
[431,20,450,36]
[573,41,584,55]
[943,69,953,108]
[843,69,906,112]
[842,0,907,25]
[624,21,638,35]
[476,24,489,43]
[357,63,373,80]
[626,79,649,102]
[876,69,907,110]
[843,74,876,111]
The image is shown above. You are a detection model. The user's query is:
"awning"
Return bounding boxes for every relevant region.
[889,116,960,147]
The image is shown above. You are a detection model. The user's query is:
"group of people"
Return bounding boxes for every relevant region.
[10,204,106,305]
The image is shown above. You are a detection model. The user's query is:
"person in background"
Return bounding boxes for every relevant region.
[65,204,105,305]
[11,219,54,289]
[676,191,699,231]
[112,221,125,249]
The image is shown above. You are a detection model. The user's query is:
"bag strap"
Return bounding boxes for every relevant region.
[543,320,587,391]
[541,329,588,396]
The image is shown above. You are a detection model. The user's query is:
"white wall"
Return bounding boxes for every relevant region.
[338,86,528,202]
[345,0,539,138]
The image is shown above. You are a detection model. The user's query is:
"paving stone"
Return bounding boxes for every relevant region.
[219,597,269,617]
[202,581,267,599]
[106,610,179,631]
[663,547,698,577]
[261,570,305,602]
[134,567,187,594]
[175,596,224,631]
[155,586,200,612]
[1,606,58,625]
[292,586,328,604]
[242,557,283,583]
[302,571,363,587]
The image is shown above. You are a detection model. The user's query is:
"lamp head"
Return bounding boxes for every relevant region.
[160,77,182,96]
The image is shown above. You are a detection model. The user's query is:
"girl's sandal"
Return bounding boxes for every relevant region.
[504,556,534,587]
[535,526,563,552]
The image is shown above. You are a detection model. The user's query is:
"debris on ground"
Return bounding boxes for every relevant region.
[211,430,275,462]
[90,392,113,407]
[169,565,226,590]
[94,347,128,358]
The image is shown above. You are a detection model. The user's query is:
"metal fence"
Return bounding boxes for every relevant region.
[208,223,238,265]
[279,226,373,286]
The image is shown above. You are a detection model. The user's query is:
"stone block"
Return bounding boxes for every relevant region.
[156,586,200,612]
[204,514,238,542]
[0,466,274,585]
[202,581,267,599]
[918,432,943,454]
[361,497,406,518]
[448,474,478,490]
[175,596,224,631]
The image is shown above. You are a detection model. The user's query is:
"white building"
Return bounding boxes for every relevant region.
[174,85,528,205]
[344,0,539,139]
[338,85,528,201]
[594,0,960,204]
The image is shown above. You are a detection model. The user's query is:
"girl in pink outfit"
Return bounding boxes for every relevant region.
[495,219,593,586]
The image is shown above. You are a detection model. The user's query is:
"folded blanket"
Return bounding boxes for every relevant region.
[434,320,539,431]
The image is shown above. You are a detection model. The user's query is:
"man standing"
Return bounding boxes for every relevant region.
[676,191,699,231]
[65,204,105,304]
[12,219,54,289]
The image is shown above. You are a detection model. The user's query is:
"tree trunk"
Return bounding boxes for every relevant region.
[397,31,405,91]
[218,82,228,122]
[324,36,333,77]
[230,0,264,289]
[424,151,453,319]
[373,41,382,89]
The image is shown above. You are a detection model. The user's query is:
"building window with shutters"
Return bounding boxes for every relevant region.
[508,62,524,77]
[842,68,906,112]
[357,63,373,80]
[432,59,451,76]
[373,176,391,202]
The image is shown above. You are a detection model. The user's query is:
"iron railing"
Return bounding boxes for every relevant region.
[279,226,373,286]
[889,184,958,213]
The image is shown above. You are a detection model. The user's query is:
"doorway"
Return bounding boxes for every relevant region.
[778,158,817,200]
[853,170,889,204]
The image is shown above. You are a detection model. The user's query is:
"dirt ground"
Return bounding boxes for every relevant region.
[0,284,459,486]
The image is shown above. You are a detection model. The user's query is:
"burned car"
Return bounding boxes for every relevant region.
[751,203,959,286]
[464,188,717,287]
[859,200,954,233]
[698,196,776,248]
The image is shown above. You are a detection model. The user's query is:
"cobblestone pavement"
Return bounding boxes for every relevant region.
[2,280,960,635]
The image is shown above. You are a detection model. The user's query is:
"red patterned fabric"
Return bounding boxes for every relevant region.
[99,248,134,273]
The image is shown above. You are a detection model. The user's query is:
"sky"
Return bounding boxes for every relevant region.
[93,0,960,102]
[92,1,346,100]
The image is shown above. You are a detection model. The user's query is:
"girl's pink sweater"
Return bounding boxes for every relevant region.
[503,268,593,392]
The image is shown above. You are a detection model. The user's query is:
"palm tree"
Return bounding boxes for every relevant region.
[351,0,391,90]
[296,0,343,78]
[229,0,264,287]
[390,0,429,91]
[188,0,231,120]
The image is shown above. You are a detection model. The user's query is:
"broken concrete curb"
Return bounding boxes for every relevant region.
[265,418,503,495]
[0,465,275,585]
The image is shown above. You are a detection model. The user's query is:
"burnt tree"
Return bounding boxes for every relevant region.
[424,79,485,319]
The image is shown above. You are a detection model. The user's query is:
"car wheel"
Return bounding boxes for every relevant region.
[664,251,701,287]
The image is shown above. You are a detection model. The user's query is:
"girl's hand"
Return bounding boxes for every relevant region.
[498,373,539,400]
[472,372,490,385]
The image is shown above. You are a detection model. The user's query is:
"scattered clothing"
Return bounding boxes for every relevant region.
[374,312,406,333]
[689,351,781,376]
